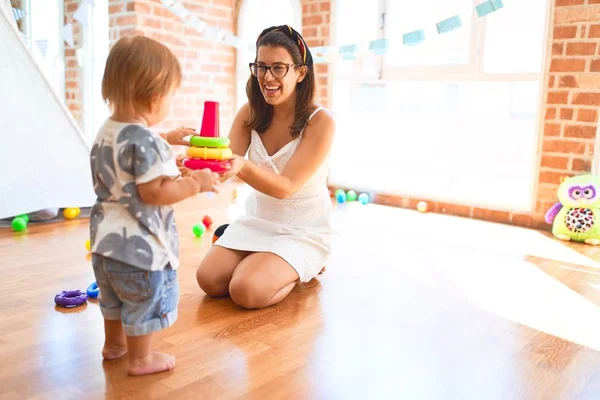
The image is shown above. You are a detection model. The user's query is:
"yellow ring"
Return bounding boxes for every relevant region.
[186,147,233,160]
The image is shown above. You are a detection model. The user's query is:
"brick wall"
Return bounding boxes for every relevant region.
[64,0,237,135]
[536,0,600,223]
[64,0,84,127]
[301,0,331,108]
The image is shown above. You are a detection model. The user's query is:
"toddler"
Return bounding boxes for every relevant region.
[89,35,219,376]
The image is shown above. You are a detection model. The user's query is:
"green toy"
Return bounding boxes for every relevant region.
[545,174,600,245]
[346,190,357,202]
[192,223,206,238]
[11,217,27,232]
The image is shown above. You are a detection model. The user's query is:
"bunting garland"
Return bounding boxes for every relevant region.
[12,0,506,65]
[162,0,505,63]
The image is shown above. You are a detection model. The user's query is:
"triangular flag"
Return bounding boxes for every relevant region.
[184,16,206,32]
[73,4,88,26]
[12,7,26,21]
[222,32,237,47]
[61,24,74,48]
[19,31,29,42]
[168,3,190,19]
[35,39,49,57]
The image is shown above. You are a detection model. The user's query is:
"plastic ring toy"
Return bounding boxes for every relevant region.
[183,158,232,173]
[86,282,99,298]
[190,136,230,148]
[54,290,88,308]
[187,146,233,160]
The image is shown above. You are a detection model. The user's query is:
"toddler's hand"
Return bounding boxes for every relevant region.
[162,126,198,146]
[176,154,191,177]
[190,168,220,193]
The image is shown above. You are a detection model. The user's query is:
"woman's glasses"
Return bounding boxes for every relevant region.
[249,62,302,79]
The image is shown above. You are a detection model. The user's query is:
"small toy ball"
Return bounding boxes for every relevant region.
[358,193,370,205]
[63,207,80,220]
[346,190,357,202]
[417,201,428,213]
[54,290,87,308]
[213,223,229,244]
[202,215,213,229]
[11,217,27,232]
[85,239,91,252]
[86,282,99,299]
[17,214,29,223]
[335,189,346,203]
[192,222,206,238]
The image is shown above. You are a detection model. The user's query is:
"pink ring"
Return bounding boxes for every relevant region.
[183,158,232,173]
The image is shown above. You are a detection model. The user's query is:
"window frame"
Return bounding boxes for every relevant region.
[82,0,110,142]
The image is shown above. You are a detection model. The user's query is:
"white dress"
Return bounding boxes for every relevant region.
[215,107,333,282]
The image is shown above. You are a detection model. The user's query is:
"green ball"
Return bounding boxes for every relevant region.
[11,217,27,232]
[17,214,29,223]
[346,190,357,202]
[192,223,206,238]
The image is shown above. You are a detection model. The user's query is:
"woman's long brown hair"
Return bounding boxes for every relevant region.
[244,28,316,139]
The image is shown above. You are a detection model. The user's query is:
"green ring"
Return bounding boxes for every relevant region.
[190,136,230,148]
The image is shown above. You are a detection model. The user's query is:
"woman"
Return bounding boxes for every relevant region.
[196,25,335,309]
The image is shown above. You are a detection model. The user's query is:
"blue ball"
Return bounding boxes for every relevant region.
[358,193,369,205]
[336,192,346,203]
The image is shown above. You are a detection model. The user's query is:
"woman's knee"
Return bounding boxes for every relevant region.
[196,247,248,297]
[229,277,271,309]
[196,262,229,297]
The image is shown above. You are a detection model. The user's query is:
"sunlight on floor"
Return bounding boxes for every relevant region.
[332,201,600,269]
[328,201,600,351]
[443,257,600,351]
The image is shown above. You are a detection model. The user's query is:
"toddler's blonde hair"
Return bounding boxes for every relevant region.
[102,35,182,113]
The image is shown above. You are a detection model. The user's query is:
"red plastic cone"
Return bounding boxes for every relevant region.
[200,101,220,137]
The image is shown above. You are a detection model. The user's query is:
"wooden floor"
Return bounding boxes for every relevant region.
[3,184,600,399]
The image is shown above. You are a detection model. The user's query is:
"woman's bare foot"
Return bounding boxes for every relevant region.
[127,352,176,376]
[102,344,128,360]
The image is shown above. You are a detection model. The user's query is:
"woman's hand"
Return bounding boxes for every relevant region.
[219,154,247,182]
[161,126,198,146]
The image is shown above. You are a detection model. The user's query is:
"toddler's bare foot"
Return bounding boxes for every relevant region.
[128,352,176,376]
[102,344,128,360]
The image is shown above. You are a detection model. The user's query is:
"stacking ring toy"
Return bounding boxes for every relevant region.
[183,158,232,173]
[54,290,88,308]
[190,136,230,148]
[187,146,233,160]
[86,282,99,298]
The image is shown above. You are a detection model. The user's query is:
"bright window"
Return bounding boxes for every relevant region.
[329,0,550,211]
[235,0,302,111]
[11,0,65,99]
[83,0,110,143]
